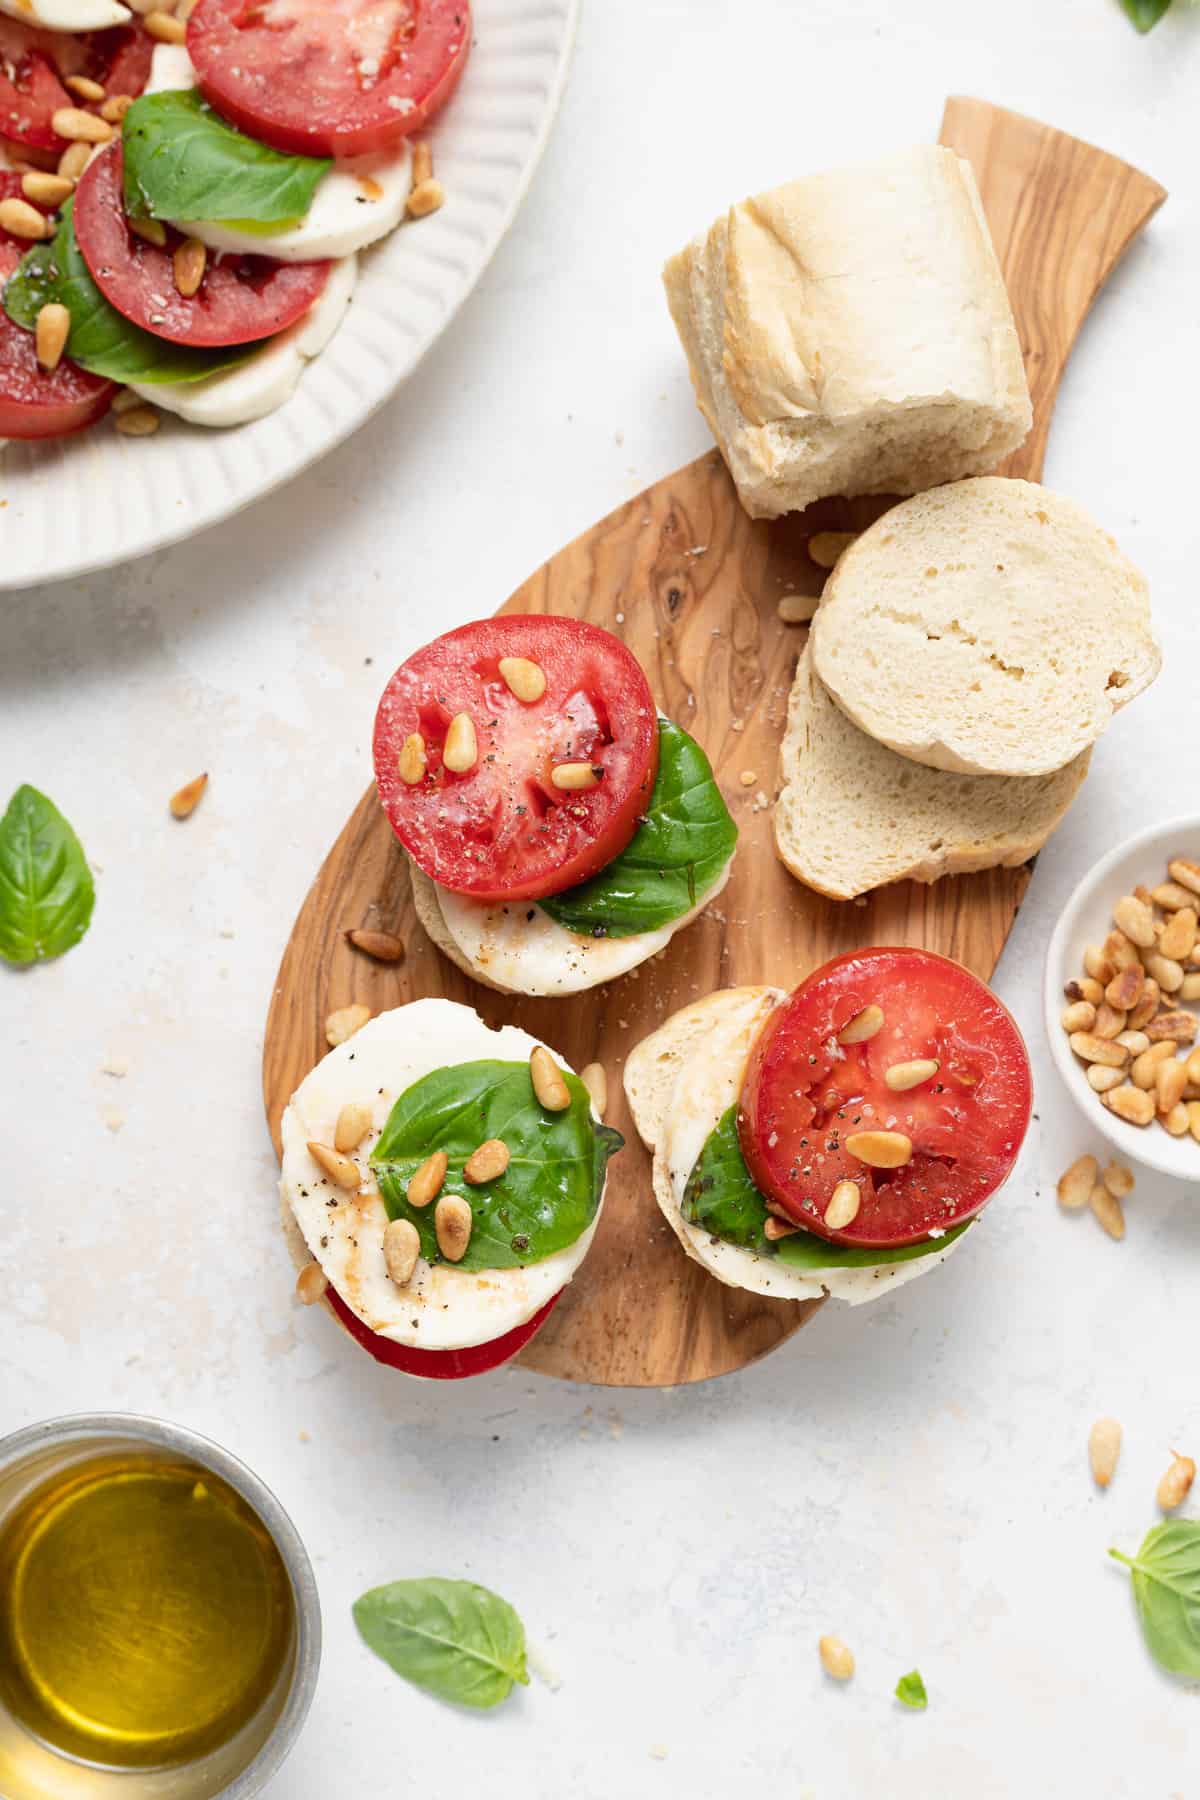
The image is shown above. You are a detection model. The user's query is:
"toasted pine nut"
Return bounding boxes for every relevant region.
[1088,1417,1122,1487]
[1069,1033,1128,1068]
[1062,1001,1096,1034]
[100,92,134,124]
[405,1150,448,1209]
[307,1140,361,1189]
[1087,1065,1123,1093]
[65,74,105,102]
[580,1061,607,1116]
[397,731,426,784]
[295,1262,329,1305]
[551,761,601,791]
[1187,1049,1200,1086]
[1067,976,1106,1007]
[530,1045,571,1111]
[411,138,433,186]
[57,141,91,180]
[1056,1154,1097,1211]
[1157,1452,1196,1512]
[334,1103,372,1154]
[1093,1003,1127,1040]
[1162,1102,1190,1137]
[884,1058,939,1092]
[818,1635,855,1681]
[129,213,168,247]
[173,235,206,298]
[145,8,186,39]
[1132,1042,1175,1086]
[1083,945,1115,983]
[383,1217,421,1287]
[845,1130,912,1169]
[1115,1030,1150,1056]
[1128,979,1161,1030]
[1167,858,1200,897]
[1103,1085,1156,1127]
[51,106,112,143]
[434,1194,472,1260]
[114,404,160,437]
[1144,952,1184,994]
[1090,1183,1125,1239]
[34,303,70,373]
[21,171,72,207]
[463,1138,509,1185]
[777,593,819,624]
[346,927,404,963]
[406,177,444,218]
[1113,895,1156,948]
[1159,907,1198,963]
[1104,965,1144,1013]
[1144,1010,1197,1045]
[808,531,858,570]
[837,1004,884,1045]
[1104,929,1141,972]
[1187,1100,1200,1143]
[1153,880,1196,911]
[1156,1058,1187,1116]
[442,712,477,773]
[325,1002,371,1047]
[498,656,546,703]
[764,1215,799,1240]
[0,196,51,240]
[167,771,207,818]
[1180,973,1200,1001]
[824,1179,861,1229]
[1102,1162,1134,1198]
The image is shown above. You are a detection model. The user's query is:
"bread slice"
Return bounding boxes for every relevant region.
[663,146,1031,521]
[623,985,785,1152]
[408,859,513,995]
[774,645,1090,899]
[810,477,1159,777]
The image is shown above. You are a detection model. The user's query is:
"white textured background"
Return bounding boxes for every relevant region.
[3,2,1200,1794]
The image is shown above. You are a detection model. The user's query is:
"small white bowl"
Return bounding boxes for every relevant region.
[1044,814,1200,1180]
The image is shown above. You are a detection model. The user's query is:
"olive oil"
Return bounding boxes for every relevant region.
[0,1450,294,1770]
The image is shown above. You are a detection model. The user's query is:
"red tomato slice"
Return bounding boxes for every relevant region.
[74,143,331,348]
[739,948,1032,1249]
[325,1283,559,1379]
[187,0,471,159]
[0,19,153,160]
[0,175,115,439]
[373,616,660,905]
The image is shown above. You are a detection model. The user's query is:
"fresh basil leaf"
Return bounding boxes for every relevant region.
[895,1670,928,1710]
[122,91,330,225]
[1110,1521,1200,1678]
[0,785,95,965]
[371,1060,622,1270]
[682,1107,967,1269]
[3,202,256,385]
[1119,0,1172,30]
[353,1578,529,1710]
[540,719,737,939]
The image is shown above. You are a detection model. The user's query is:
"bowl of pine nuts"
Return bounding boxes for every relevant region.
[1044,816,1200,1178]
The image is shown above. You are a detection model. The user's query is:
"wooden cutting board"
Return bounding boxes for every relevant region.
[263,99,1164,1388]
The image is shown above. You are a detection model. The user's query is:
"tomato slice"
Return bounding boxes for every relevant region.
[374,616,660,905]
[0,175,115,439]
[74,143,332,348]
[325,1283,559,1379]
[0,19,153,161]
[187,0,472,159]
[738,948,1032,1249]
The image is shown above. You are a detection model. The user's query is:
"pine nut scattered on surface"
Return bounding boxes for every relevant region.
[764,1215,799,1240]
[1069,1033,1128,1068]
[1156,1059,1188,1116]
[498,656,546,703]
[1088,1417,1122,1488]
[1062,1001,1096,1034]
[1161,1102,1190,1137]
[463,1138,510,1185]
[295,1263,328,1305]
[1101,1162,1134,1198]
[551,761,601,791]
[173,235,207,298]
[383,1218,421,1288]
[845,1130,912,1169]
[35,303,70,372]
[1114,894,1156,948]
[407,1150,448,1209]
[1092,1002,1127,1041]
[346,927,405,963]
[145,9,187,40]
[580,1061,607,1116]
[51,107,112,143]
[443,712,478,773]
[837,1004,884,1045]
[58,141,91,180]
[777,593,819,624]
[168,772,207,818]
[307,1141,361,1189]
[1167,858,1200,897]
[530,1045,571,1111]
[325,1002,371,1047]
[65,74,106,102]
[100,93,134,124]
[407,177,444,218]
[0,197,51,240]
[1087,1065,1123,1093]
[1103,1085,1155,1127]
[397,732,426,784]
[115,404,160,437]
[884,1058,939,1092]
[1105,965,1144,1013]
[808,531,858,570]
[1089,1183,1125,1240]
[1057,1155,1097,1211]
[334,1103,372,1154]
[111,387,143,414]
[824,1179,861,1230]
[1144,952,1184,994]
[435,1194,472,1260]
[1157,1452,1196,1512]
[1158,907,1198,963]
[22,171,73,207]
[129,214,168,247]
[818,1635,855,1681]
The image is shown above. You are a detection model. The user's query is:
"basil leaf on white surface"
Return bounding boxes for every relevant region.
[1119,0,1173,30]
[895,1670,928,1710]
[0,785,95,965]
[4,204,256,385]
[122,91,330,225]
[1110,1521,1200,1678]
[353,1578,529,1709]
[540,719,736,939]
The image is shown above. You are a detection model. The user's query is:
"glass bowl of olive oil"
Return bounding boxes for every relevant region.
[0,1414,320,1799]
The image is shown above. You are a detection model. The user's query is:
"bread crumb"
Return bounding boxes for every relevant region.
[102,1107,125,1133]
[101,1055,129,1078]
[649,1746,668,1762]
[739,770,757,787]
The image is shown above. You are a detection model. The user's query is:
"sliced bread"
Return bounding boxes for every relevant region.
[810,477,1160,777]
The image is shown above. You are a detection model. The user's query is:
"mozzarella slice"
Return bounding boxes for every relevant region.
[0,0,129,29]
[128,253,357,427]
[654,987,967,1307]
[429,856,734,998]
[280,1000,604,1352]
[144,45,412,262]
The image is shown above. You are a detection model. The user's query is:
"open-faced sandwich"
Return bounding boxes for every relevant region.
[281,999,621,1379]
[373,616,738,996]
[625,949,1032,1306]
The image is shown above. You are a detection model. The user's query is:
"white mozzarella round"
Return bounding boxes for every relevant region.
[280,999,603,1353]
[128,253,357,427]
[144,44,412,261]
[0,0,129,28]
[655,987,966,1307]
[432,855,735,998]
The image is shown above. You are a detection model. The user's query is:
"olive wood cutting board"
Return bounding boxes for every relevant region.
[263,98,1165,1388]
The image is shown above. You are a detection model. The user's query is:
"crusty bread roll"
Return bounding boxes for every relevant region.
[810,477,1160,778]
[774,645,1091,899]
[663,146,1031,520]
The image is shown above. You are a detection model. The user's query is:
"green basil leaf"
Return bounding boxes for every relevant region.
[682,1107,967,1269]
[540,719,737,939]
[370,1060,622,1270]
[0,785,95,965]
[353,1578,529,1710]
[122,91,330,225]
[895,1670,928,1710]
[1119,0,1172,30]
[1110,1521,1200,1679]
[3,202,257,385]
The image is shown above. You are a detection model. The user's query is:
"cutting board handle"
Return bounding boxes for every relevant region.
[940,97,1166,483]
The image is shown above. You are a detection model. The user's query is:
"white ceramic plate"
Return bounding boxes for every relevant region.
[1043,815,1200,1180]
[0,0,578,590]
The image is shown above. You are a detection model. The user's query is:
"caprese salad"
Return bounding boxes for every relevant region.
[281,999,622,1379]
[0,0,468,441]
[372,616,739,996]
[624,948,1033,1306]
